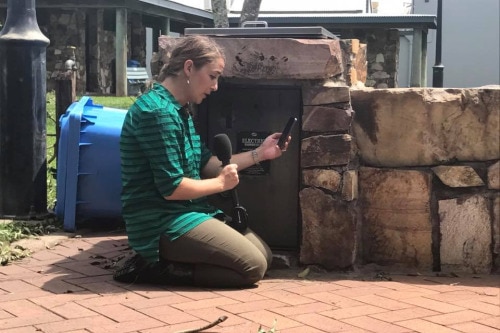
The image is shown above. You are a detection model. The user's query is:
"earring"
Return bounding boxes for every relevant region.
[187,79,190,85]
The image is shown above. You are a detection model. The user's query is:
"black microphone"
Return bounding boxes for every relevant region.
[213,134,248,233]
[213,133,232,166]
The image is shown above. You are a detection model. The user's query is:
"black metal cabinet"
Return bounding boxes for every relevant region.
[197,84,301,250]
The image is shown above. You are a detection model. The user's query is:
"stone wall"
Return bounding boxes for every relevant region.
[342,29,400,88]
[299,83,358,270]
[156,36,366,271]
[156,36,500,274]
[352,87,500,273]
[0,8,146,95]
[36,8,86,93]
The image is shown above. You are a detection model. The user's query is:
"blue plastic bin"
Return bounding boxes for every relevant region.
[55,96,127,231]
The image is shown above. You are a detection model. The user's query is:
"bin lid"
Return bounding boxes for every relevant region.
[56,97,127,231]
[185,26,338,39]
[56,97,92,231]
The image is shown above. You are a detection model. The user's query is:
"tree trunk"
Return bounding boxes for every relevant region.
[211,0,229,28]
[239,0,262,26]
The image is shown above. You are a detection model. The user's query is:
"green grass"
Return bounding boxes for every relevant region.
[46,91,57,210]
[87,95,137,110]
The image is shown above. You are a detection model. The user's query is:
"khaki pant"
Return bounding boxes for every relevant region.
[160,218,272,288]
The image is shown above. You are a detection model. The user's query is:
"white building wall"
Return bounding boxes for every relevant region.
[398,34,412,87]
[413,0,499,88]
[229,0,368,13]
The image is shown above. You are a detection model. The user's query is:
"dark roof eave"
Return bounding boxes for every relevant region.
[137,0,213,20]
[228,14,437,30]
[0,0,214,25]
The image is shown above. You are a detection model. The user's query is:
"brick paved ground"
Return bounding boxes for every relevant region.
[0,230,499,333]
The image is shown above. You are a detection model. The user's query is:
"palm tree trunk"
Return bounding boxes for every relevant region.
[239,0,262,26]
[211,0,229,28]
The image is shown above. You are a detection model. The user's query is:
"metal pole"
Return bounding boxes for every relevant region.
[432,0,444,87]
[0,0,50,217]
[115,8,127,96]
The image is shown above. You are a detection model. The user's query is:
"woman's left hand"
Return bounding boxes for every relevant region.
[257,133,290,161]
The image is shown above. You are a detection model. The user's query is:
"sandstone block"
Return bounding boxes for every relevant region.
[342,170,358,201]
[159,36,344,80]
[351,87,500,167]
[493,196,500,272]
[302,83,350,105]
[359,167,433,269]
[488,161,500,190]
[439,195,492,273]
[302,169,341,192]
[352,43,367,86]
[301,134,353,168]
[302,105,353,132]
[299,187,356,269]
[432,165,485,188]
[340,39,367,87]
[158,36,178,60]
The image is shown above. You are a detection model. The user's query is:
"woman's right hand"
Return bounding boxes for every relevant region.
[218,164,239,191]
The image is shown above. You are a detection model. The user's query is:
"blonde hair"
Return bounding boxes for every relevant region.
[157,35,225,82]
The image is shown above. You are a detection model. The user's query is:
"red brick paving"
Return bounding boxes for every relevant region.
[0,231,499,333]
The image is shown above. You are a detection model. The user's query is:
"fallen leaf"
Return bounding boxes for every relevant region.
[297,267,310,278]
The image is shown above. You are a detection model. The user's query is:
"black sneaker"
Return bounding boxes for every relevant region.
[145,259,194,285]
[113,254,194,286]
[113,253,148,283]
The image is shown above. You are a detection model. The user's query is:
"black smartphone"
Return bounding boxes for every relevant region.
[277,117,297,149]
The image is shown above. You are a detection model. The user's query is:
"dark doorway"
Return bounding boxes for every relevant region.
[198,83,302,250]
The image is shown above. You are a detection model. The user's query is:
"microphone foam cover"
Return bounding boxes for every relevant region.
[213,133,232,162]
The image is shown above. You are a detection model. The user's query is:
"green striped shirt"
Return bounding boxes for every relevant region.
[120,83,220,262]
